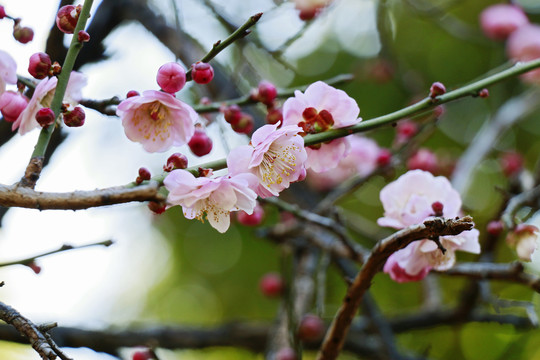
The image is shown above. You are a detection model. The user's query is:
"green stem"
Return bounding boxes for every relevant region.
[304,59,540,146]
[185,12,263,80]
[30,0,94,159]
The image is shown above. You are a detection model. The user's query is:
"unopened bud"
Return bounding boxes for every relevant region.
[77,30,90,42]
[136,167,151,185]
[28,52,52,80]
[63,106,85,127]
[35,108,56,127]
[191,62,214,84]
[13,25,34,44]
[56,5,81,34]
[163,153,188,172]
[429,82,446,98]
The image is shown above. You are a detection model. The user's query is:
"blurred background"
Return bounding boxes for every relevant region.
[0,0,540,359]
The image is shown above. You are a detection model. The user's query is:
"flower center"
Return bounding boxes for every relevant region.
[298,107,334,134]
[148,101,165,121]
[259,143,298,186]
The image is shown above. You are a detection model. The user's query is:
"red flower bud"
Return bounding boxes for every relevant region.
[13,25,34,44]
[223,104,242,125]
[136,167,151,184]
[266,107,283,125]
[28,52,52,80]
[231,113,254,135]
[255,81,278,106]
[376,148,392,167]
[35,108,56,127]
[259,272,283,297]
[126,90,140,98]
[63,106,85,127]
[188,127,213,157]
[487,220,504,237]
[191,62,214,84]
[429,82,446,98]
[0,6,6,19]
[156,62,186,94]
[237,203,265,226]
[77,30,90,42]
[298,314,324,342]
[163,153,188,172]
[56,5,81,34]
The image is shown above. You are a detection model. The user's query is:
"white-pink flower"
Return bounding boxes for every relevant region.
[164,170,258,233]
[0,50,17,96]
[307,135,380,191]
[12,71,87,134]
[227,123,307,198]
[117,90,197,153]
[378,170,480,282]
[507,24,540,83]
[282,81,361,173]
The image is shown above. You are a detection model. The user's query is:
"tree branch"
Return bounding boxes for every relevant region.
[317,216,475,360]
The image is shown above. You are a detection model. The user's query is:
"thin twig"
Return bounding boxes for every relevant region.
[0,240,113,268]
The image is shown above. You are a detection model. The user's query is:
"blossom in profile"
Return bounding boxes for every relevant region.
[164,170,258,233]
[378,170,480,282]
[227,123,307,198]
[282,81,361,173]
[507,24,540,83]
[507,224,539,262]
[0,49,17,96]
[12,71,87,134]
[307,135,379,191]
[480,4,528,41]
[116,90,197,152]
[0,91,28,122]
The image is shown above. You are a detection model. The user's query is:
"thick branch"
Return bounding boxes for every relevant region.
[0,183,163,210]
[317,216,475,360]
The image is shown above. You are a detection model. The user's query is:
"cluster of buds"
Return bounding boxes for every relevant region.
[250,81,284,125]
[221,104,254,135]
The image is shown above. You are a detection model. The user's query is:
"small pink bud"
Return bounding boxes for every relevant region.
[126,90,139,98]
[266,107,283,125]
[77,30,90,42]
[487,220,504,237]
[299,8,318,21]
[276,348,297,360]
[395,120,417,144]
[376,148,392,167]
[136,167,151,184]
[35,108,56,127]
[148,201,166,215]
[298,314,324,342]
[191,62,214,84]
[255,81,278,106]
[479,88,489,98]
[0,91,29,122]
[223,104,242,125]
[163,153,188,172]
[63,106,85,127]
[507,25,540,83]
[27,261,41,275]
[431,201,444,217]
[0,6,6,19]
[237,203,265,226]
[429,82,446,98]
[13,25,34,44]
[188,127,213,156]
[231,113,254,135]
[480,4,528,41]
[28,52,52,80]
[500,151,523,177]
[407,148,438,174]
[56,5,81,34]
[156,62,186,94]
[259,272,283,297]
[198,167,213,177]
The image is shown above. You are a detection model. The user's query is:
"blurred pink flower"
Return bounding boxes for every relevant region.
[164,170,258,233]
[294,0,333,20]
[307,135,380,191]
[117,90,197,152]
[0,91,28,122]
[227,123,307,198]
[0,49,17,96]
[12,71,86,134]
[378,170,480,282]
[507,24,540,83]
[507,224,539,262]
[480,4,528,41]
[282,81,361,172]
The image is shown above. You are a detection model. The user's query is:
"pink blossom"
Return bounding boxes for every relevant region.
[116,90,197,153]
[378,170,480,282]
[507,24,540,83]
[480,4,528,41]
[507,224,539,262]
[227,123,307,198]
[0,50,17,96]
[0,91,28,122]
[164,170,258,233]
[282,81,361,172]
[307,136,379,191]
[12,71,87,134]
